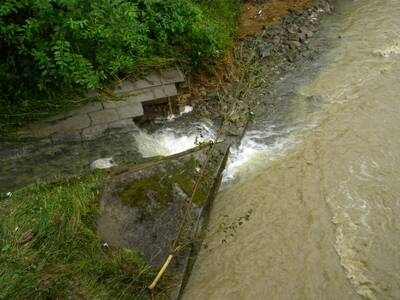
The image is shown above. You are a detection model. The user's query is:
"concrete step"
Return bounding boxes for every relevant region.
[18,66,184,141]
[112,66,184,97]
[103,83,177,108]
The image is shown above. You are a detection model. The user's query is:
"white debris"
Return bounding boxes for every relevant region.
[180,105,193,115]
[167,114,177,122]
[252,9,263,19]
[5,192,12,197]
[165,106,193,122]
[90,157,116,170]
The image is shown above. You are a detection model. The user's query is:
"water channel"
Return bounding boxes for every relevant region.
[179,1,400,299]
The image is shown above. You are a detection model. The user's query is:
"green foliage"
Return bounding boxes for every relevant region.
[0,0,242,136]
[0,174,159,299]
[0,0,242,105]
[198,0,243,49]
[1,0,146,102]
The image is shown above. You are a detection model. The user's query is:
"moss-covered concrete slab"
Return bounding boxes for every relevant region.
[97,143,230,297]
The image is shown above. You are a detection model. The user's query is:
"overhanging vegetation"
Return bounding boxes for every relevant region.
[0,0,242,134]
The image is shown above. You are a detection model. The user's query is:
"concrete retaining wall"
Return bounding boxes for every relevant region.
[19,67,184,142]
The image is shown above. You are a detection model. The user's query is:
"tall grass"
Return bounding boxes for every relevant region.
[0,174,159,299]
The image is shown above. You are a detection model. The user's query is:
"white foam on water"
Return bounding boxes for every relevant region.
[135,122,215,158]
[165,106,194,122]
[373,43,400,57]
[328,184,377,300]
[222,122,320,184]
[222,127,300,184]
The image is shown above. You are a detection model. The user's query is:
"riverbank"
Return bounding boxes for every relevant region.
[152,0,333,143]
[0,0,241,137]
[0,0,328,142]
[0,1,333,299]
[0,0,333,192]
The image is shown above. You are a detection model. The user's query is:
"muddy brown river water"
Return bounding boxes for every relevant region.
[182,0,400,299]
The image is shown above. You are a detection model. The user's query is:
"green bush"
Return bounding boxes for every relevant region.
[0,0,241,106]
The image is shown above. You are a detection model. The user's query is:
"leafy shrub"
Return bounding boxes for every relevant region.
[0,0,241,106]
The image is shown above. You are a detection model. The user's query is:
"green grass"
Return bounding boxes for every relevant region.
[199,0,243,50]
[0,173,163,300]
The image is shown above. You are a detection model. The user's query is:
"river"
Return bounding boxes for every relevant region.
[179,0,400,299]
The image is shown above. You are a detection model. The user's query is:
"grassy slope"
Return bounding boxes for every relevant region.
[0,174,162,300]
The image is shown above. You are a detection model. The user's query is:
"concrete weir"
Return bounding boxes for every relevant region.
[97,142,230,298]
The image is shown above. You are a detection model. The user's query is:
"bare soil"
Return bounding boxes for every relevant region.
[240,0,317,38]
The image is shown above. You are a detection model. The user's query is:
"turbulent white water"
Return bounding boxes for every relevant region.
[134,122,215,158]
[222,128,299,183]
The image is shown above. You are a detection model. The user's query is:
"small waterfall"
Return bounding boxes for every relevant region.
[135,122,216,158]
